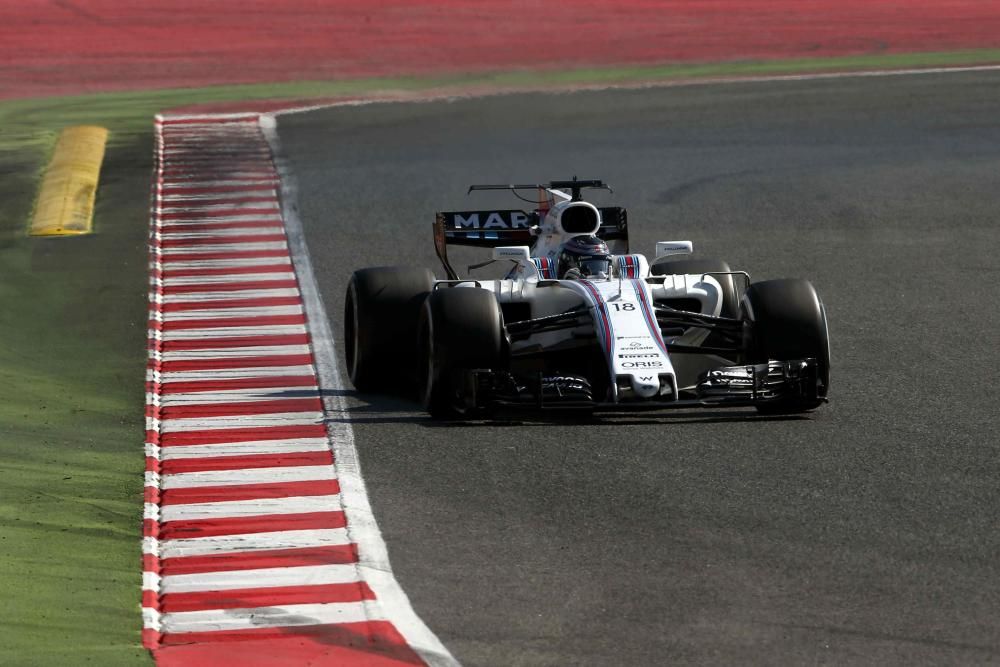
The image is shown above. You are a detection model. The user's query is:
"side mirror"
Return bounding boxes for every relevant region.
[492,246,531,262]
[655,241,693,258]
[492,245,540,279]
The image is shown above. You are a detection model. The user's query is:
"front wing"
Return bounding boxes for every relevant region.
[455,358,823,413]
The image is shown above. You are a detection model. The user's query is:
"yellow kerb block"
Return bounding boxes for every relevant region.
[30,125,109,236]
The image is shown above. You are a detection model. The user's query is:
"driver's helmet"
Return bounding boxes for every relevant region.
[557,235,612,279]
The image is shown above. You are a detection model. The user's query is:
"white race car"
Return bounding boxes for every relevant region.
[344,179,829,418]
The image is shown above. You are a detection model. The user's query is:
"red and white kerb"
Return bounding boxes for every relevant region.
[144,113,429,666]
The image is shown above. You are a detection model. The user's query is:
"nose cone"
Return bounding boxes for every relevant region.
[630,375,661,398]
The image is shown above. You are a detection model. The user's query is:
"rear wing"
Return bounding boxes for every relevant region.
[433,207,629,279]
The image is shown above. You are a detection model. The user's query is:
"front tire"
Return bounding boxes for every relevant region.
[344,267,434,393]
[417,287,505,419]
[743,278,830,413]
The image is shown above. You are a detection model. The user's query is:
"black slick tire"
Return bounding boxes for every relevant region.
[344,267,434,393]
[416,287,505,419]
[743,278,830,413]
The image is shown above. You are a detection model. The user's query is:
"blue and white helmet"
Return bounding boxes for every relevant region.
[557,235,612,279]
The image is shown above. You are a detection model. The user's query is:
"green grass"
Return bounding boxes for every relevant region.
[4,47,1000,155]
[0,129,153,664]
[0,47,998,665]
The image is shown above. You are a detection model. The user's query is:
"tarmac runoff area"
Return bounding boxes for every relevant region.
[271,70,1000,665]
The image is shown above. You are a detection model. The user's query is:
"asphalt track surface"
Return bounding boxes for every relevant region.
[278,72,1000,665]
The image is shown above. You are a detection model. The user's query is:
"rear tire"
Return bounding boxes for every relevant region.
[344,267,434,393]
[417,288,505,419]
[743,279,830,414]
[650,258,739,319]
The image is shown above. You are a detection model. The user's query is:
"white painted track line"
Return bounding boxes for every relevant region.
[160,345,313,360]
[158,241,287,254]
[159,365,316,381]
[159,495,343,521]
[159,438,332,460]
[159,601,382,634]
[265,63,1000,122]
[152,528,353,558]
[158,306,303,320]
[159,179,278,188]
[161,564,362,593]
[262,114,458,666]
[154,257,294,270]
[161,387,319,404]
[158,272,297,285]
[159,288,301,302]
[159,325,307,340]
[158,413,324,433]
[162,465,336,489]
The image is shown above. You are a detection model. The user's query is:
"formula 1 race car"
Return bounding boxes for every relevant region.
[344,178,829,418]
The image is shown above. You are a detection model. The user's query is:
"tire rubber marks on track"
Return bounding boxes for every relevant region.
[145,114,444,665]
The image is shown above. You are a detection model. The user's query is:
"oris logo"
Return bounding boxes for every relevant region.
[622,361,663,368]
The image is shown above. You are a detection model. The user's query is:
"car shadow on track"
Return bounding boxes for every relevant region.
[321,389,813,427]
